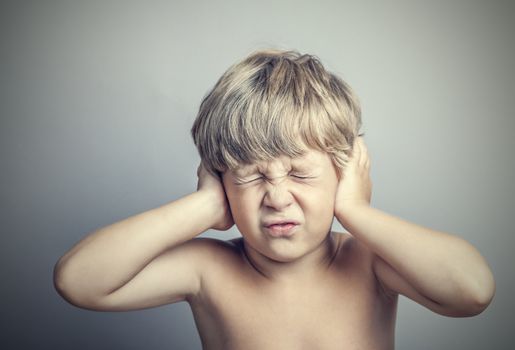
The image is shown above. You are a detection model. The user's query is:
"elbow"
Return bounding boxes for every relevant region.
[468,261,496,315]
[466,277,495,316]
[452,270,496,317]
[450,242,496,317]
[53,258,81,307]
[53,257,69,297]
[53,258,103,310]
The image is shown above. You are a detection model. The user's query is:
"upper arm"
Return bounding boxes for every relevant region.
[72,238,220,312]
[372,255,465,317]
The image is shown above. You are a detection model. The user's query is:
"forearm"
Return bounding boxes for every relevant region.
[54,191,218,301]
[336,205,495,310]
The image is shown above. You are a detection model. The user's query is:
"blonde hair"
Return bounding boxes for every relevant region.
[191,49,362,176]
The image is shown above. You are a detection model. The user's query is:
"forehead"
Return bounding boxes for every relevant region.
[231,148,331,175]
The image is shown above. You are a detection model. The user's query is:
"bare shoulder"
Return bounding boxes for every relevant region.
[177,236,245,275]
[332,231,375,266]
[332,231,396,300]
[331,232,384,284]
[181,236,242,259]
[180,237,249,302]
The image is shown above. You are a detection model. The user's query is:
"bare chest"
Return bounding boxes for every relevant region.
[190,272,396,350]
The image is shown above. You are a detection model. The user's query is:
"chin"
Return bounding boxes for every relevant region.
[241,225,332,264]
[260,239,314,263]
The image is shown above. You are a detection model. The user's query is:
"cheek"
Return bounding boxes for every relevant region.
[299,184,337,223]
[305,191,335,216]
[227,189,261,226]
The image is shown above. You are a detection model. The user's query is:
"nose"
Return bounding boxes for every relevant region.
[262,178,294,211]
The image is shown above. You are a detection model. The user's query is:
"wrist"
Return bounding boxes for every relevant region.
[335,201,370,229]
[195,189,233,231]
[195,188,223,215]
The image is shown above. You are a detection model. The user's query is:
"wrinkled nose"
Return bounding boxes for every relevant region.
[262,178,294,211]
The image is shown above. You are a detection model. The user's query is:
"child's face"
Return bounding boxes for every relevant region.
[222,148,339,262]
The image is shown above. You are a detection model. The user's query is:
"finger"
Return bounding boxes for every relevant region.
[364,158,371,170]
[359,138,371,167]
[362,143,369,164]
[351,137,361,162]
[355,137,365,168]
[358,136,367,150]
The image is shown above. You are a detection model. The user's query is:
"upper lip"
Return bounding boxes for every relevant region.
[263,219,300,227]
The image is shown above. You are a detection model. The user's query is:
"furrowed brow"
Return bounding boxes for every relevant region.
[233,165,259,177]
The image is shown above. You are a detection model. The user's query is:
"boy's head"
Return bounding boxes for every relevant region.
[191,49,362,178]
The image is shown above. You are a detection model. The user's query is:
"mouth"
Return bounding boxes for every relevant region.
[263,220,299,238]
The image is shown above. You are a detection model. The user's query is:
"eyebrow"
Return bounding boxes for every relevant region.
[232,165,259,177]
[291,157,320,170]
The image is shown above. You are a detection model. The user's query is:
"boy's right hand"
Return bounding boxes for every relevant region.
[196,163,234,231]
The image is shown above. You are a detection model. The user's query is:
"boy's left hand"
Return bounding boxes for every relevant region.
[334,136,372,219]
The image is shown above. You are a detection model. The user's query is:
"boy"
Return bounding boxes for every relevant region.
[54,49,495,349]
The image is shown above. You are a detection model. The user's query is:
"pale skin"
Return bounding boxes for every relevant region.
[54,137,495,350]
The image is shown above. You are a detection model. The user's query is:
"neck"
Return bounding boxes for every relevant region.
[240,232,340,284]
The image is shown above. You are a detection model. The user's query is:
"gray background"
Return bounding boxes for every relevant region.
[1,0,513,349]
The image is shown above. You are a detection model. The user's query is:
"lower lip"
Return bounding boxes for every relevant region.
[264,223,298,238]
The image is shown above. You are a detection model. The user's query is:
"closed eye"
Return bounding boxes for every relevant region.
[290,174,314,180]
[235,177,263,185]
